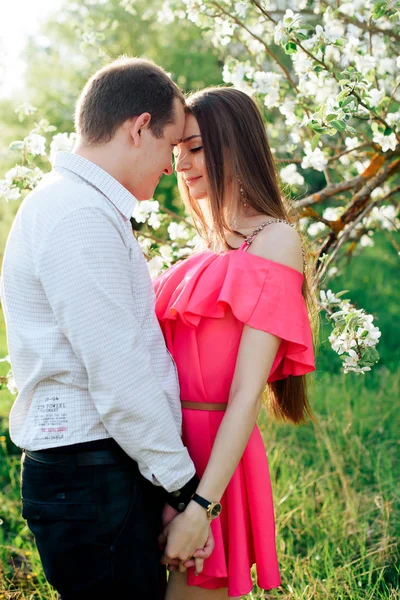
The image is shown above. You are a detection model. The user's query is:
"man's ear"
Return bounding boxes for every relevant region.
[128,112,151,147]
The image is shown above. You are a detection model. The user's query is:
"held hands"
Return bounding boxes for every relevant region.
[159,501,215,575]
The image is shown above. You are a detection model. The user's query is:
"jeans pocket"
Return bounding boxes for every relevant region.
[22,499,97,521]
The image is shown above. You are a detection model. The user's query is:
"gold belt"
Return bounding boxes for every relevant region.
[181,401,228,411]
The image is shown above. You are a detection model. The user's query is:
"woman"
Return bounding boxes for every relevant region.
[154,87,317,599]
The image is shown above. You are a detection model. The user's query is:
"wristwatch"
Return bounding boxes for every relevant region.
[192,493,222,521]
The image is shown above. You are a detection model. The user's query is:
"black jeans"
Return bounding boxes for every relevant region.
[21,445,167,599]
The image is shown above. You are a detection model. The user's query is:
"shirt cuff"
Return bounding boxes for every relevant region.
[166,474,200,512]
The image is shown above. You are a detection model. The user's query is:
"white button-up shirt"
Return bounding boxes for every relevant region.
[1,151,195,492]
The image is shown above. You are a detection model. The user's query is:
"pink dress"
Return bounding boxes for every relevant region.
[153,238,315,597]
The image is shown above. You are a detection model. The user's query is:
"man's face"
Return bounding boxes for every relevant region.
[127,98,185,201]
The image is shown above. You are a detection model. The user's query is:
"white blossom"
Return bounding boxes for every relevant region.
[327,266,339,278]
[0,182,21,202]
[148,212,162,229]
[7,374,18,394]
[292,52,313,76]
[5,166,32,184]
[338,2,356,16]
[376,58,396,77]
[157,1,175,23]
[298,217,309,233]
[325,45,341,64]
[356,314,381,346]
[24,133,47,156]
[323,207,343,221]
[274,21,288,45]
[252,71,281,107]
[168,221,191,241]
[386,112,400,128]
[222,62,254,94]
[279,100,298,126]
[280,164,304,186]
[354,54,376,75]
[133,200,160,223]
[234,1,248,18]
[329,332,356,354]
[372,131,398,152]
[147,256,164,279]
[320,289,342,305]
[307,221,327,237]
[321,15,345,43]
[360,234,374,247]
[364,205,399,231]
[50,132,76,164]
[282,9,300,26]
[159,245,173,263]
[301,141,328,171]
[345,137,361,150]
[367,88,385,107]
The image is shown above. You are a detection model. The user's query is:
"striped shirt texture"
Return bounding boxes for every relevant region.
[1,151,195,492]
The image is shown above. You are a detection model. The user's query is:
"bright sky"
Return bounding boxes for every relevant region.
[0,0,61,99]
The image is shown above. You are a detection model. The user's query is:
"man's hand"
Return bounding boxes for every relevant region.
[182,528,215,574]
[159,500,213,574]
[161,503,179,528]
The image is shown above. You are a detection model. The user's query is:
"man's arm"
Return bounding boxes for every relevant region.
[37,206,195,493]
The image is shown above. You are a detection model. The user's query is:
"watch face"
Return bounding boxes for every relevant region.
[210,502,222,519]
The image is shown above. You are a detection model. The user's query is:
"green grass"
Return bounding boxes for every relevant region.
[0,368,399,598]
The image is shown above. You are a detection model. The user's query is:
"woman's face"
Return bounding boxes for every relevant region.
[174,113,209,200]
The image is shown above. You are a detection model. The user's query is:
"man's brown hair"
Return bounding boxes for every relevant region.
[75,57,185,144]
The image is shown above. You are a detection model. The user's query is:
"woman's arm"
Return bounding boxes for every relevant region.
[195,325,280,500]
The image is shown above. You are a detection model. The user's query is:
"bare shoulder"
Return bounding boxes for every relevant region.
[247,222,303,273]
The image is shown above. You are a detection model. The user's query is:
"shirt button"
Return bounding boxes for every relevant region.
[177,502,186,512]
[171,490,181,497]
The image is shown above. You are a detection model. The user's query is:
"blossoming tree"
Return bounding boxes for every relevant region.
[1,0,399,381]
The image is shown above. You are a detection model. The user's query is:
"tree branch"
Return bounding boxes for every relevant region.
[316,158,400,277]
[327,143,375,163]
[209,0,299,93]
[316,184,400,284]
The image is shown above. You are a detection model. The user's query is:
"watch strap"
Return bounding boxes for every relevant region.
[191,492,211,510]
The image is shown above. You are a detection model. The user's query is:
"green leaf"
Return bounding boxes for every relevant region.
[309,123,326,133]
[346,126,357,135]
[326,114,338,122]
[314,65,325,73]
[311,134,321,151]
[331,120,347,131]
[384,127,393,136]
[342,96,356,108]
[284,41,297,55]
[9,141,24,152]
[337,89,350,102]
[371,3,387,19]
[338,79,351,87]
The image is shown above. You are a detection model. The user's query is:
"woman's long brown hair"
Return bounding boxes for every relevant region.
[178,87,318,424]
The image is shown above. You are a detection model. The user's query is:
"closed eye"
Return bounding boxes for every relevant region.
[191,146,203,153]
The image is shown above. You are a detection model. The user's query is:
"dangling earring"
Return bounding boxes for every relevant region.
[238,178,248,207]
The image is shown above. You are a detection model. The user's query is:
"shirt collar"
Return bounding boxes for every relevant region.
[54,151,138,220]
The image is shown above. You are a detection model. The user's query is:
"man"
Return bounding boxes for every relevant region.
[1,57,215,599]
